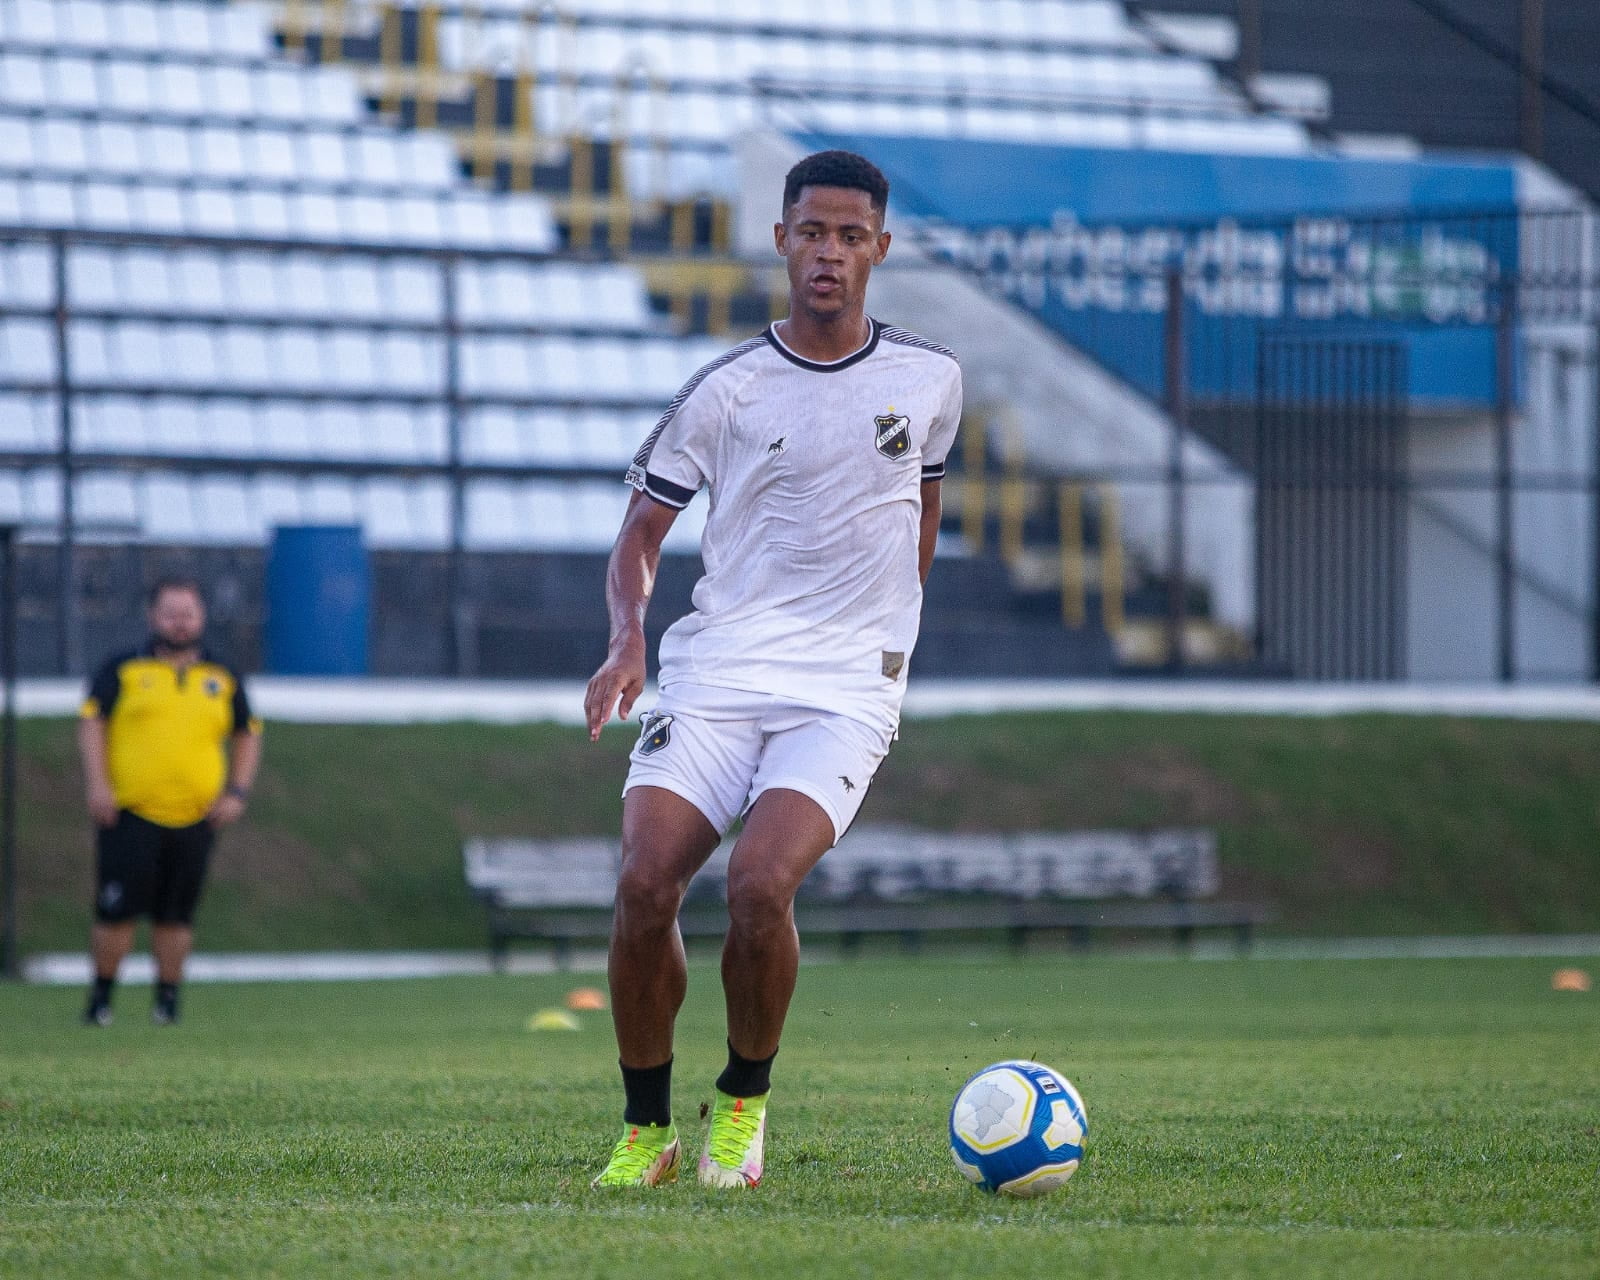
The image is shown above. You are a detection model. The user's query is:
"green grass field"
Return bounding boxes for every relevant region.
[2,955,1595,1279]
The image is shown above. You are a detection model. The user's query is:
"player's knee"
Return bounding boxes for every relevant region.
[725,872,795,938]
[614,860,687,929]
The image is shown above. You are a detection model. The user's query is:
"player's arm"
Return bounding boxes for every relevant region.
[209,729,263,827]
[584,490,680,741]
[78,661,121,827]
[77,716,118,828]
[918,478,942,585]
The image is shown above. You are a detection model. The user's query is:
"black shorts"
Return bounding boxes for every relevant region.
[95,810,216,926]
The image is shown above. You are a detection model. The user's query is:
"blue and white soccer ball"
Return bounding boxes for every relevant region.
[949,1059,1088,1197]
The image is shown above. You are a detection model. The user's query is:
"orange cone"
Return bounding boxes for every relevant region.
[1551,968,1592,992]
[566,986,607,1011]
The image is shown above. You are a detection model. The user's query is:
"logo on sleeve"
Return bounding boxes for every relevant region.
[874,410,911,459]
[638,711,674,756]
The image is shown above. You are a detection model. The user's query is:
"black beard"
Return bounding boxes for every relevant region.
[150,633,201,655]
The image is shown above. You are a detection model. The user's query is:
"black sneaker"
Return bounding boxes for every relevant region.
[83,1001,113,1028]
[152,980,181,1026]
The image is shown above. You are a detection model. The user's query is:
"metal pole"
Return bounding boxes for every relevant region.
[1495,299,1517,683]
[441,255,469,676]
[1520,0,1545,161]
[1591,319,1600,682]
[51,233,78,676]
[0,524,19,980]
[1164,269,1187,673]
[1236,0,1263,86]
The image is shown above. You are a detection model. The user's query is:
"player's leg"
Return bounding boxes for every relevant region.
[591,785,720,1187]
[696,788,835,1188]
[84,811,156,1026]
[721,789,835,1062]
[699,711,888,1187]
[148,819,214,1025]
[610,784,721,1073]
[594,694,759,1187]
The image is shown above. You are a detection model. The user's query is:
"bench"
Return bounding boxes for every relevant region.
[464,826,1273,970]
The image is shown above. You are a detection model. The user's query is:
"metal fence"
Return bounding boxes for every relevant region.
[918,204,1600,681]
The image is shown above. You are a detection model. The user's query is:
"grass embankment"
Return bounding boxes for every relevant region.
[0,956,1596,1278]
[14,710,1600,952]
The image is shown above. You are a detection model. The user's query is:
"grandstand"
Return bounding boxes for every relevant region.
[0,0,1595,681]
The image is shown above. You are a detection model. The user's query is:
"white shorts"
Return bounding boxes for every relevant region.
[622,683,895,844]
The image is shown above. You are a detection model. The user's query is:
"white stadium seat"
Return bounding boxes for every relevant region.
[2,318,56,381]
[77,472,140,530]
[0,393,55,450]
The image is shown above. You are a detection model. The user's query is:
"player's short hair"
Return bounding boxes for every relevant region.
[782,150,889,220]
[147,574,206,609]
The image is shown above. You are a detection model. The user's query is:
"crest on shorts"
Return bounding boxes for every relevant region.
[638,711,674,756]
[874,410,911,459]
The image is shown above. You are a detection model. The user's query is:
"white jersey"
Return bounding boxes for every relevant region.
[625,318,962,733]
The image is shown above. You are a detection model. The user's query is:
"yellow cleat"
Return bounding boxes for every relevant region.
[698,1091,766,1188]
[591,1123,680,1188]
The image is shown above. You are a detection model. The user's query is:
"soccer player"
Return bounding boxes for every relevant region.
[79,576,263,1026]
[583,150,962,1188]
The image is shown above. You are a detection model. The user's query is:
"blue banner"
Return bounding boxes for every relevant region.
[800,134,1520,405]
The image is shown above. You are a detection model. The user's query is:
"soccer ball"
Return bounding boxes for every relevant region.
[949,1059,1087,1197]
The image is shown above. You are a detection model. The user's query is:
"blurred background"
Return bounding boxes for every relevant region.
[3,0,1600,967]
[0,0,1596,683]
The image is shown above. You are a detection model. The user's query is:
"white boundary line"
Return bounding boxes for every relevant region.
[24,936,1600,984]
[18,677,1600,724]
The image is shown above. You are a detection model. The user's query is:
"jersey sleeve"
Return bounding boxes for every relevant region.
[921,364,964,482]
[230,671,262,736]
[80,657,122,720]
[623,372,725,510]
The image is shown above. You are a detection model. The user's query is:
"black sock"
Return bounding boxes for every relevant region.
[716,1041,777,1098]
[155,981,178,1008]
[89,976,114,1007]
[620,1057,673,1128]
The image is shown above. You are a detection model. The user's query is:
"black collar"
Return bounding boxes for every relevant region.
[765,318,881,373]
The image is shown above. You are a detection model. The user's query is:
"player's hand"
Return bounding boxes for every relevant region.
[86,781,119,828]
[584,632,647,742]
[207,793,247,828]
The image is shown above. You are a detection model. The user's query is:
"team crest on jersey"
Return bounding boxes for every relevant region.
[874,411,911,459]
[204,678,222,697]
[638,711,674,756]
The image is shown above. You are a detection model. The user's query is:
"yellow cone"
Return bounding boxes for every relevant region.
[526,1008,582,1031]
[1551,968,1592,992]
[566,986,607,1011]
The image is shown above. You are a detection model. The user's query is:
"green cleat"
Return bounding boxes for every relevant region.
[590,1122,680,1188]
[698,1090,766,1188]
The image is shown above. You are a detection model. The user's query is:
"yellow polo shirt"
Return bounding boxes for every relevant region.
[81,646,262,829]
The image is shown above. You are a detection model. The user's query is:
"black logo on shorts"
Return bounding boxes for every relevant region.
[839,776,856,793]
[874,412,910,459]
[638,711,674,756]
[768,437,787,456]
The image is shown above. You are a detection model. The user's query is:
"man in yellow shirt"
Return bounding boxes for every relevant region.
[79,576,263,1026]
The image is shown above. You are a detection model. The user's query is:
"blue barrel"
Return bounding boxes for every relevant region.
[264,526,371,675]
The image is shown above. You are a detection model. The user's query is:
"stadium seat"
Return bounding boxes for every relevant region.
[1,318,55,381]
[254,472,305,530]
[77,471,139,530]
[303,474,359,524]
[0,392,54,450]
